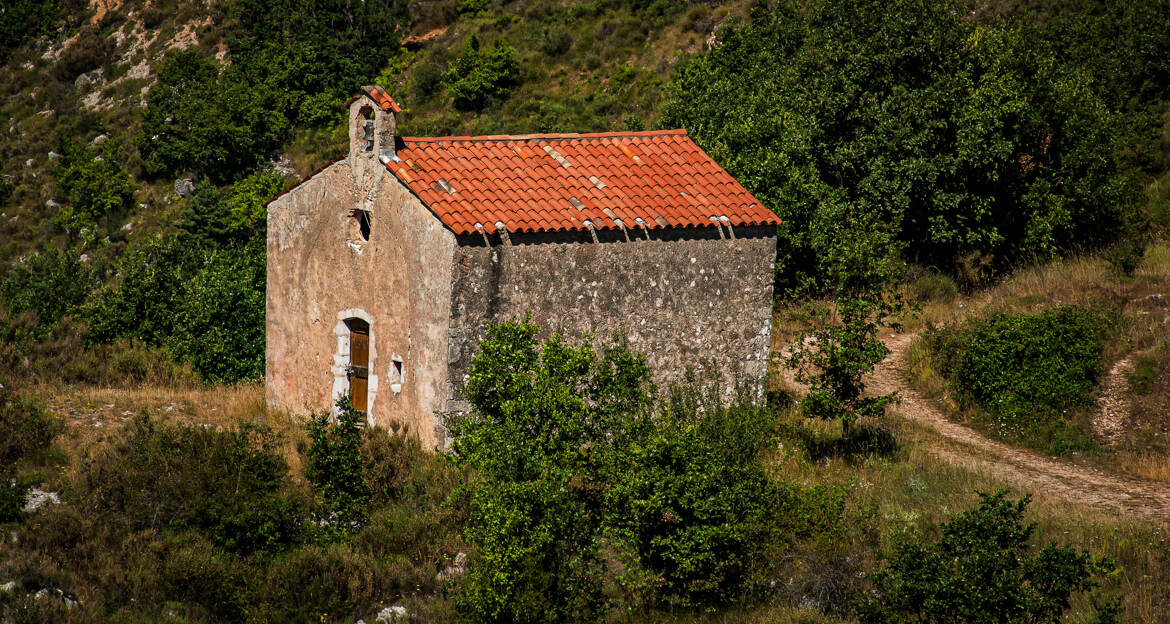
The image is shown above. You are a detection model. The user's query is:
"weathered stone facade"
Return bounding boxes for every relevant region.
[443,228,776,434]
[266,88,778,449]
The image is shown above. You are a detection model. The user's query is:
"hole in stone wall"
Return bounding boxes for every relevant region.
[389,355,404,393]
[349,209,372,242]
[362,107,375,152]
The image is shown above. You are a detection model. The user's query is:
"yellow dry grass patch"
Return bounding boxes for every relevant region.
[29,381,312,476]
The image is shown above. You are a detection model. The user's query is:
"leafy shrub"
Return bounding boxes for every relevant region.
[168,241,266,383]
[539,25,572,56]
[926,306,1106,424]
[444,36,521,111]
[857,490,1118,624]
[79,415,303,555]
[86,235,265,383]
[453,319,654,623]
[0,386,61,472]
[788,297,898,439]
[306,396,371,536]
[0,0,62,51]
[86,235,197,345]
[137,50,286,183]
[52,139,135,240]
[607,388,844,609]
[0,248,92,340]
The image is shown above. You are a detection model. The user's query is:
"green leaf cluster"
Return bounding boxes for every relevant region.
[788,297,898,436]
[52,139,135,240]
[305,396,372,537]
[858,490,1118,624]
[443,36,522,112]
[663,0,1129,295]
[454,319,650,622]
[86,235,266,383]
[607,388,843,609]
[926,306,1106,425]
[137,0,409,182]
[453,319,841,619]
[0,248,93,341]
[80,415,303,556]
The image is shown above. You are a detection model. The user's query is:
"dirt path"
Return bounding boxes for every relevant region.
[1094,355,1136,443]
[868,332,1170,522]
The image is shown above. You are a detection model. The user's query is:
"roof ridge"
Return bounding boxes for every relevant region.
[402,129,688,143]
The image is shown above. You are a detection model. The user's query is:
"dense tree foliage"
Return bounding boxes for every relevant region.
[52,139,136,240]
[857,490,1118,624]
[137,50,286,183]
[306,396,372,537]
[607,386,843,609]
[453,320,652,622]
[86,235,265,383]
[137,0,408,182]
[664,0,1131,294]
[0,248,92,340]
[454,319,844,619]
[443,36,521,111]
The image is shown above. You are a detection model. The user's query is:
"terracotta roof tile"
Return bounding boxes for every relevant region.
[380,129,778,235]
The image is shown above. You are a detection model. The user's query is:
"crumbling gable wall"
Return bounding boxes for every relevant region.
[266,159,456,449]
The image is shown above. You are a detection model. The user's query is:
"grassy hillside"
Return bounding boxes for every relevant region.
[2,2,1170,620]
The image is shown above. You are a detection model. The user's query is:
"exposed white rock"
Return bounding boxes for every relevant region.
[22,488,61,513]
[375,605,408,623]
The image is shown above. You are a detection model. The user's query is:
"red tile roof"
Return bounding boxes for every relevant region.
[387,129,778,235]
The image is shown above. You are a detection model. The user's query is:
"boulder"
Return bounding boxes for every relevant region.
[174,178,196,197]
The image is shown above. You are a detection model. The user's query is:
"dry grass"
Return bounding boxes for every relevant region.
[896,242,1170,479]
[26,381,312,476]
[772,416,1170,623]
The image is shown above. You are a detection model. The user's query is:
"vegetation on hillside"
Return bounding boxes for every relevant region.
[1,0,1169,621]
[0,323,1134,622]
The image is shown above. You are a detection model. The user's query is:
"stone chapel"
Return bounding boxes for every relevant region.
[265,86,779,448]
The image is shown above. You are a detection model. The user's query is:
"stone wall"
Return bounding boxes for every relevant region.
[445,226,777,433]
[266,158,456,448]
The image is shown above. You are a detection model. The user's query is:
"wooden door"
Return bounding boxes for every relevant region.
[348,322,369,413]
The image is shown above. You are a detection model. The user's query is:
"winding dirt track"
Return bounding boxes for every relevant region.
[869,332,1170,523]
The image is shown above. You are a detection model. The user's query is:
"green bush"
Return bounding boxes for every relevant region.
[607,388,844,609]
[857,490,1118,624]
[788,297,898,439]
[927,306,1106,422]
[86,235,265,383]
[137,50,286,183]
[453,319,654,623]
[52,139,135,241]
[663,0,1130,295]
[79,415,303,555]
[306,396,371,537]
[0,386,61,472]
[0,0,62,51]
[444,36,521,111]
[168,241,266,383]
[0,248,92,340]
